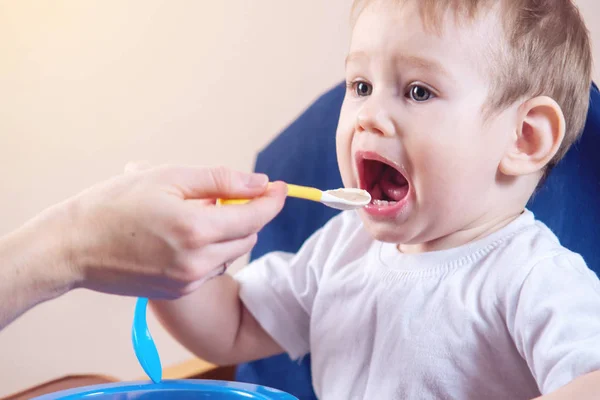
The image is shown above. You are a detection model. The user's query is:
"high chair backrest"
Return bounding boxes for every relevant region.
[527,83,600,265]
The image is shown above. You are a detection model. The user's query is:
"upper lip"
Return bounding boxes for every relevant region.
[355,150,407,191]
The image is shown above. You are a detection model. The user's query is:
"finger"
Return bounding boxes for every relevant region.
[116,234,256,299]
[155,165,270,199]
[124,161,152,174]
[192,181,287,243]
[179,234,258,292]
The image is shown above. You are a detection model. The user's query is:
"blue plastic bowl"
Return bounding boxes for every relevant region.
[32,379,298,400]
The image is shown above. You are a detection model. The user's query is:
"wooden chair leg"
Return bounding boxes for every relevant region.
[2,374,118,400]
[160,358,236,381]
[2,358,234,400]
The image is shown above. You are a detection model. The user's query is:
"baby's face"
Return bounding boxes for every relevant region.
[337,1,517,248]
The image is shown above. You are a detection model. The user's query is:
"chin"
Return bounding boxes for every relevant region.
[359,212,413,244]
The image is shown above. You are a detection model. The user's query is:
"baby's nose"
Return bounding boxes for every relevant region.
[356,100,396,137]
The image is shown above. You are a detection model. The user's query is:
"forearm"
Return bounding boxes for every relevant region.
[0,204,77,331]
[151,273,283,365]
[536,371,600,400]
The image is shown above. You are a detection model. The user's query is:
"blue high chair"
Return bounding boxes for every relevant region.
[236,82,600,399]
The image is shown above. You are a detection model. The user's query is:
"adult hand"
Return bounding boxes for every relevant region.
[0,164,286,330]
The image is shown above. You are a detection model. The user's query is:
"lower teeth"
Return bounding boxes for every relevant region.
[372,199,398,206]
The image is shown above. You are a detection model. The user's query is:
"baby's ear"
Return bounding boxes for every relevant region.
[499,96,565,176]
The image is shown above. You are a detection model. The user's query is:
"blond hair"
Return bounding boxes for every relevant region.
[351,0,592,165]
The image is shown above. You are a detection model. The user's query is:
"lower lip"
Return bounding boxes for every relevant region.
[362,188,410,218]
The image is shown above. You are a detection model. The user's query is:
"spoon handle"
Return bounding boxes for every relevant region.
[217,183,322,205]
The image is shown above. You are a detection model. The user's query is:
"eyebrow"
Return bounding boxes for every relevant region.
[345,51,452,80]
[345,51,369,67]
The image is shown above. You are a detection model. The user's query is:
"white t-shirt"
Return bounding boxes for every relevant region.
[235,210,600,399]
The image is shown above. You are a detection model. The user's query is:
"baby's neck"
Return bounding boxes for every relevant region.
[397,208,525,254]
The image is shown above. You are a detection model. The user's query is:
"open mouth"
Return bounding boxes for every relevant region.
[356,151,410,214]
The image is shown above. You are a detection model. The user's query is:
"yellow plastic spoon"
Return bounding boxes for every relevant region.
[218,183,371,211]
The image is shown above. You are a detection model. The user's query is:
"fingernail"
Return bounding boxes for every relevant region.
[245,173,268,188]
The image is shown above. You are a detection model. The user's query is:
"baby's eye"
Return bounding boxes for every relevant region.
[356,82,372,96]
[407,84,433,102]
[349,81,373,97]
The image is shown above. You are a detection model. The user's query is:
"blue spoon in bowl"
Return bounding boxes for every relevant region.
[131,266,227,383]
[132,297,162,383]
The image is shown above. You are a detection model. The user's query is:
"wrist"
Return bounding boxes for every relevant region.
[12,199,83,299]
[0,205,78,329]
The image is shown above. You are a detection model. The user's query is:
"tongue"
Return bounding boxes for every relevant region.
[379,167,408,201]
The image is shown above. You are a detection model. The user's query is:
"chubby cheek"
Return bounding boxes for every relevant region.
[426,151,462,188]
[336,108,356,188]
[402,135,462,211]
[412,136,488,216]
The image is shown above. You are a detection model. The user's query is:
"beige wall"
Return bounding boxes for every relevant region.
[0,1,597,396]
[579,2,599,83]
[0,1,353,395]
